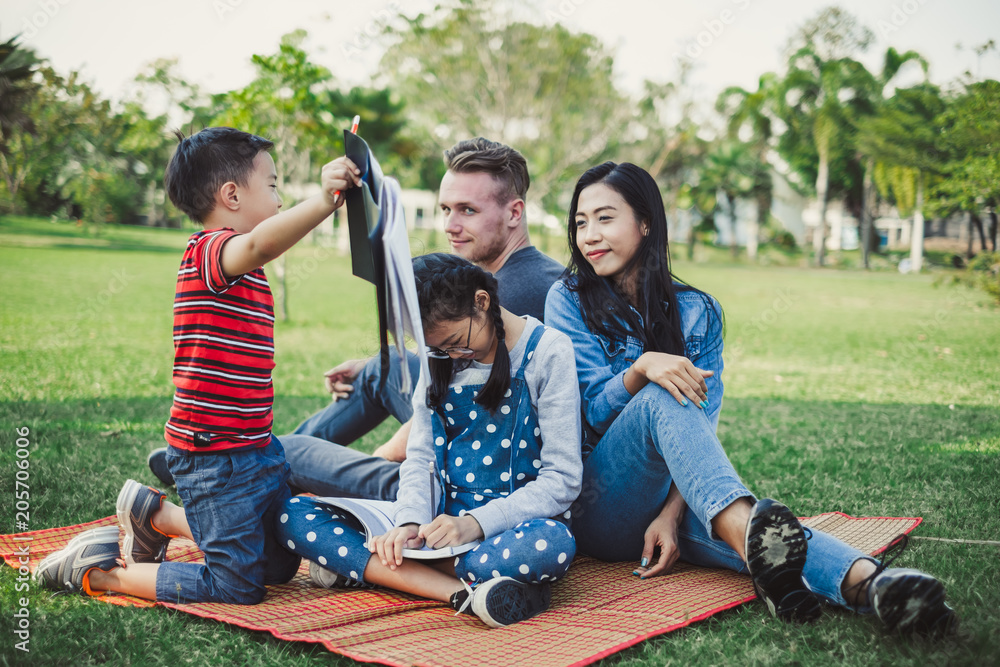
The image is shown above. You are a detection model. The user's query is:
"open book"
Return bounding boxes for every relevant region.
[311,496,480,559]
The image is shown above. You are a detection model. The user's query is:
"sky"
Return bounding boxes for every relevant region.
[3,0,1000,113]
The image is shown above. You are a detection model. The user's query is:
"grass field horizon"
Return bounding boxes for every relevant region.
[1,216,998,666]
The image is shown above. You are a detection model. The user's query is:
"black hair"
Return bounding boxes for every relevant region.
[412,253,510,412]
[164,127,275,223]
[565,161,723,358]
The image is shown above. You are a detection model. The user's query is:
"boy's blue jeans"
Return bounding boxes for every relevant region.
[571,383,873,608]
[155,437,301,604]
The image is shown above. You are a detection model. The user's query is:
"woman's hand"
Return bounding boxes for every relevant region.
[633,514,683,579]
[632,352,713,407]
[419,515,485,549]
[634,484,686,579]
[371,523,422,569]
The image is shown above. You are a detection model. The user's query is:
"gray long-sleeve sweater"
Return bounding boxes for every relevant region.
[393,317,583,539]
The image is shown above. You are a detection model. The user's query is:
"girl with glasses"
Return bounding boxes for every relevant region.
[277,253,583,628]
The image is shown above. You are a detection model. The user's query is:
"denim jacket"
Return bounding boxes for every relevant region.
[544,279,724,439]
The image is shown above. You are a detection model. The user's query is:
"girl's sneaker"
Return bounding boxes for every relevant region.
[34,526,121,596]
[116,479,172,565]
[744,498,822,623]
[308,561,374,589]
[449,577,551,628]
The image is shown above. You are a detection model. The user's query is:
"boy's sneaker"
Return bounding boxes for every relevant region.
[449,577,551,628]
[744,498,822,623]
[146,447,175,487]
[871,568,957,637]
[34,525,121,596]
[116,479,171,565]
[309,561,374,589]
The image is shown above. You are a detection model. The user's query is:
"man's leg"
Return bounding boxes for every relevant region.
[292,350,420,445]
[281,434,400,499]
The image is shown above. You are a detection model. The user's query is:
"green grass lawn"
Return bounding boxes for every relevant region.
[1,216,998,666]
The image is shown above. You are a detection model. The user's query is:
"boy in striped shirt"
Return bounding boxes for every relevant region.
[36,127,361,604]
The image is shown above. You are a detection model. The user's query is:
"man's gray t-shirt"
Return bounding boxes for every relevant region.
[495,246,564,321]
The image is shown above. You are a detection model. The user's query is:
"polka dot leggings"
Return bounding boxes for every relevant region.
[454,518,576,585]
[276,497,576,586]
[276,497,371,584]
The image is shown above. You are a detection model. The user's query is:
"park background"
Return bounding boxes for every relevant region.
[1,0,999,665]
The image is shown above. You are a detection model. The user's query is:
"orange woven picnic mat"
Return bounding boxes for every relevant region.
[3,512,920,667]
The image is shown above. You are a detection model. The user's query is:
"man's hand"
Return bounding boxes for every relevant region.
[419,515,485,549]
[323,358,368,401]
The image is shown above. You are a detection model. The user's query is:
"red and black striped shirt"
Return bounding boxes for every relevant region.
[165,229,275,452]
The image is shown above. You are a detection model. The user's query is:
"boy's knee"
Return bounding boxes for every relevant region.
[214,584,267,605]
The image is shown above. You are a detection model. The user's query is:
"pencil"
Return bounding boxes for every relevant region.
[428,460,435,520]
[335,115,362,198]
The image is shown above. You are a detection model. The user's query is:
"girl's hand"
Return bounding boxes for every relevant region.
[371,523,422,569]
[634,352,713,407]
[419,515,485,549]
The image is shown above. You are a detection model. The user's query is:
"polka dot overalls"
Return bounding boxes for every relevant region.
[277,326,575,585]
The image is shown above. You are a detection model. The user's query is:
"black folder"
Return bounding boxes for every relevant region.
[343,130,390,388]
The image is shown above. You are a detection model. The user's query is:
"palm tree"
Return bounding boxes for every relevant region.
[856,83,945,272]
[776,47,875,266]
[698,140,761,258]
[857,48,929,268]
[716,72,780,261]
[0,37,40,155]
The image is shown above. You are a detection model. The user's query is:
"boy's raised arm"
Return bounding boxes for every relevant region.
[221,157,361,278]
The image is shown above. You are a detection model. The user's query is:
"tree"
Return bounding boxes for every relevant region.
[776,47,875,265]
[933,79,1000,256]
[697,140,763,258]
[856,47,928,268]
[626,63,709,257]
[208,31,419,320]
[716,72,780,261]
[784,5,874,60]
[856,83,945,272]
[0,37,39,156]
[379,0,627,207]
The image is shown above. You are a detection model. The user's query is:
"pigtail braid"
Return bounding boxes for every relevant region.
[412,253,513,412]
[475,288,510,413]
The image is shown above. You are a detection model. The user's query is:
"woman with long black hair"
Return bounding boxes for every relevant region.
[545,161,955,636]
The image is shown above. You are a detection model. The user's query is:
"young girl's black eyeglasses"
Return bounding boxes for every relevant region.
[426,317,476,359]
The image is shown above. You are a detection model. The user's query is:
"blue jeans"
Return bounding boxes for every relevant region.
[155,438,301,604]
[571,383,872,608]
[292,349,420,444]
[281,350,418,498]
[277,497,576,586]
